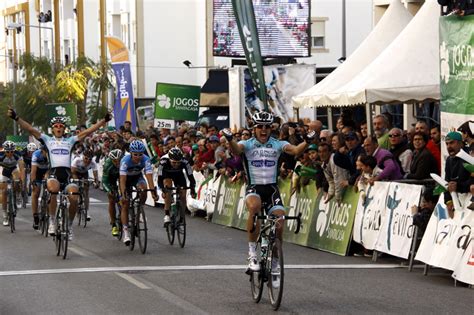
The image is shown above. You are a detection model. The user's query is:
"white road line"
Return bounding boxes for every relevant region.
[114,272,151,289]
[0,264,406,277]
[68,247,89,257]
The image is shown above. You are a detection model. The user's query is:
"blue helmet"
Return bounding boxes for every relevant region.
[129,140,145,153]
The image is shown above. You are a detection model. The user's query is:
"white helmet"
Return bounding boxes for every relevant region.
[27,143,38,152]
[252,111,274,126]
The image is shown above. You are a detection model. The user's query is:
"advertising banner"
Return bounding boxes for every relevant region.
[212,177,242,227]
[106,36,137,132]
[232,0,268,110]
[6,135,29,150]
[353,182,390,249]
[45,103,77,128]
[308,188,359,256]
[155,83,200,123]
[375,183,422,259]
[278,177,292,207]
[232,183,249,230]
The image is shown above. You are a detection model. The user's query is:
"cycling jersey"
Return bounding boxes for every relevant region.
[31,149,49,170]
[157,154,196,189]
[119,154,153,177]
[102,157,120,193]
[71,156,97,175]
[20,149,33,169]
[39,134,78,168]
[0,151,22,178]
[238,137,289,185]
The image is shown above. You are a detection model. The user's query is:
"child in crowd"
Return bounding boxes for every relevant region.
[356,154,381,201]
[411,188,438,233]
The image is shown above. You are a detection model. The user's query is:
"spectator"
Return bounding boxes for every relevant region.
[344,131,366,186]
[438,0,474,16]
[319,129,332,144]
[208,125,218,137]
[373,114,390,149]
[123,120,132,130]
[308,120,323,136]
[388,127,413,175]
[405,132,437,180]
[363,136,402,183]
[317,142,331,195]
[241,129,251,140]
[444,131,471,217]
[430,125,441,147]
[356,154,381,201]
[359,120,368,143]
[323,135,350,203]
[415,121,441,174]
[457,120,474,149]
[411,188,438,233]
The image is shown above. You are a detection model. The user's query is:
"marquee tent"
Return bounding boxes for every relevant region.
[293,0,413,108]
[304,0,440,108]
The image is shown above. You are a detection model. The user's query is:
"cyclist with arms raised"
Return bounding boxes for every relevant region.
[223,111,314,272]
[0,141,25,226]
[157,147,196,226]
[30,144,49,230]
[119,140,158,245]
[102,148,123,236]
[7,107,111,240]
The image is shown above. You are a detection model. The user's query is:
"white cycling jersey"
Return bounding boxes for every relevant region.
[71,156,97,174]
[39,134,78,169]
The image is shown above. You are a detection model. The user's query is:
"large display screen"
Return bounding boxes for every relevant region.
[213,0,311,58]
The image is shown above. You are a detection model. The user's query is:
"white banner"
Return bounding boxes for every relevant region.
[353,182,390,249]
[375,183,422,259]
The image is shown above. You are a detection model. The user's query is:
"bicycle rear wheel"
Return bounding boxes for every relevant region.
[61,208,69,259]
[137,205,148,254]
[268,238,284,310]
[166,216,176,245]
[55,211,62,256]
[15,189,22,210]
[177,214,186,248]
[129,205,136,251]
[8,191,15,233]
[250,243,264,303]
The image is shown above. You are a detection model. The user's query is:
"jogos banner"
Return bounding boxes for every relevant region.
[106,36,137,132]
[46,103,77,128]
[439,16,474,173]
[155,83,200,122]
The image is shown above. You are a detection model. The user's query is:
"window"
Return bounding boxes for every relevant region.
[311,17,328,51]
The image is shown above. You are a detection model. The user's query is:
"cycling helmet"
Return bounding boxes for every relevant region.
[129,140,146,153]
[50,116,67,127]
[3,140,15,151]
[108,149,123,161]
[83,149,94,159]
[252,111,274,126]
[168,147,183,161]
[27,143,38,152]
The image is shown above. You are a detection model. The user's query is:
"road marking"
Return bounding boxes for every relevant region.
[68,247,89,257]
[0,264,407,277]
[114,272,151,289]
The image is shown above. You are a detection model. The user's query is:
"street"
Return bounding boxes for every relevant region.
[0,189,472,314]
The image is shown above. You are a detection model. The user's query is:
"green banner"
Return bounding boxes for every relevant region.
[278,177,292,207]
[307,187,359,256]
[6,135,29,150]
[46,103,77,127]
[231,180,248,230]
[155,83,200,121]
[232,0,268,111]
[439,15,474,114]
[212,177,242,227]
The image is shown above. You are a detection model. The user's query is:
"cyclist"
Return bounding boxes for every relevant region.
[23,143,37,190]
[222,111,314,273]
[119,140,158,245]
[102,148,124,236]
[7,107,111,241]
[71,149,100,221]
[0,141,25,226]
[158,147,196,226]
[31,145,49,230]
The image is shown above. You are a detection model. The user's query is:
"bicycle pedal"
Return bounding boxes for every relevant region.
[86,217,91,221]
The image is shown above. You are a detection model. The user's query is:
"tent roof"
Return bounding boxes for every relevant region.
[313,0,440,108]
[293,0,412,108]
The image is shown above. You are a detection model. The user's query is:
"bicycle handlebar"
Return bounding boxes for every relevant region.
[250,212,302,234]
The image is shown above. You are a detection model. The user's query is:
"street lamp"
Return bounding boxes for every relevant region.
[7,22,54,66]
[0,53,17,135]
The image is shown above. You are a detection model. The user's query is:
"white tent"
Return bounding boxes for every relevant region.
[293,0,412,108]
[312,0,440,107]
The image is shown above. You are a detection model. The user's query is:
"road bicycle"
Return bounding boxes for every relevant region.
[37,179,50,237]
[127,186,152,254]
[21,166,31,209]
[112,190,123,240]
[165,186,190,248]
[71,178,94,228]
[51,189,80,259]
[248,211,301,310]
[0,179,21,233]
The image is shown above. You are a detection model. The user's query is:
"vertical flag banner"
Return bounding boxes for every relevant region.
[232,0,268,111]
[106,36,137,132]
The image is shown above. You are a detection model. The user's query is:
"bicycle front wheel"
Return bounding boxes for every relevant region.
[61,209,69,259]
[250,242,264,303]
[137,206,148,254]
[166,216,176,245]
[8,191,15,233]
[129,205,136,251]
[268,238,284,310]
[177,215,186,248]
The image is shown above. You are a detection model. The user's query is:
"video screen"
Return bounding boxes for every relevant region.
[213,0,310,58]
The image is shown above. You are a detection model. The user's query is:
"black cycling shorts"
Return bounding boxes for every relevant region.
[162,170,187,188]
[33,168,48,185]
[49,167,71,190]
[245,184,285,214]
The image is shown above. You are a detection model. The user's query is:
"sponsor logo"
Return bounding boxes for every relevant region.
[51,148,69,155]
[250,160,276,167]
[55,106,66,116]
[157,93,198,110]
[157,94,171,109]
[440,41,450,84]
[250,149,278,158]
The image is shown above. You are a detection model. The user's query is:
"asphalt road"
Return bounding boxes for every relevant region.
[0,189,472,314]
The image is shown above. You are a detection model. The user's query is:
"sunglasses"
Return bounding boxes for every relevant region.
[242,133,251,136]
[255,124,271,129]
[132,153,143,157]
[52,123,65,129]
[388,134,401,138]
[5,150,14,153]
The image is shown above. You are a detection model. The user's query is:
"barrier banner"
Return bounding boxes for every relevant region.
[278,177,292,208]
[353,182,390,249]
[212,177,243,227]
[452,223,474,285]
[284,180,317,246]
[232,183,249,230]
[375,183,422,259]
[308,187,359,256]
[205,176,223,217]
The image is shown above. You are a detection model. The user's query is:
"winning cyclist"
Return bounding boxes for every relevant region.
[157,147,196,226]
[0,141,25,226]
[71,149,100,221]
[7,107,111,241]
[119,140,158,245]
[102,148,124,236]
[31,145,49,230]
[223,111,314,272]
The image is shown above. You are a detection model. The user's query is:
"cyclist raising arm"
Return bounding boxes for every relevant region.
[7,107,111,241]
[222,111,314,272]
